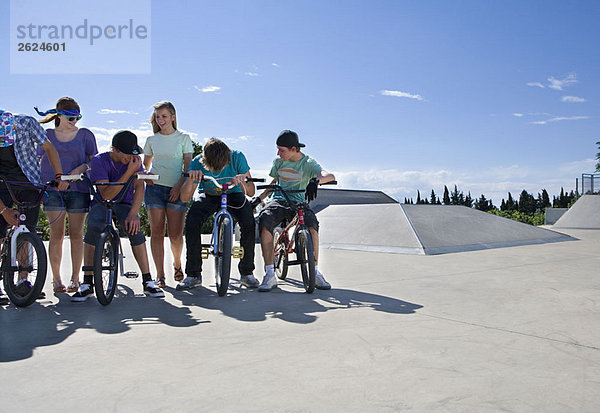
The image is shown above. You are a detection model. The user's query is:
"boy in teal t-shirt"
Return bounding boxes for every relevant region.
[177,138,260,289]
[255,130,336,292]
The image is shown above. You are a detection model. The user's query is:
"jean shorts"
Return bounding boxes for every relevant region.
[144,184,188,212]
[43,190,91,213]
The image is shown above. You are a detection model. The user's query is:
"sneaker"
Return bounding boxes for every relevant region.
[258,272,277,292]
[315,272,331,290]
[143,280,165,298]
[71,283,94,302]
[176,276,202,291]
[0,287,8,305]
[15,279,32,297]
[241,274,260,288]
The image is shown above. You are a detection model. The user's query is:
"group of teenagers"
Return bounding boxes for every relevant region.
[0,98,335,305]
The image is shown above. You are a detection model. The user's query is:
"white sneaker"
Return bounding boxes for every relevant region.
[176,276,202,291]
[258,272,277,292]
[315,272,331,290]
[241,274,260,288]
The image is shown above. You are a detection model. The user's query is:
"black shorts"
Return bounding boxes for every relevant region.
[258,200,319,233]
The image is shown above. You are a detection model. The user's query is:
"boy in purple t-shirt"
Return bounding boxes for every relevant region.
[71,131,165,301]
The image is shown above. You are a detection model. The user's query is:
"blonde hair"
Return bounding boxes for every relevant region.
[150,101,177,133]
[39,97,80,127]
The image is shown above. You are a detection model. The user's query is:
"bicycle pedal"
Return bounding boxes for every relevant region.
[232,246,244,259]
[201,248,210,259]
[123,271,139,278]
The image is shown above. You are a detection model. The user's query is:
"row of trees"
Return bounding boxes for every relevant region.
[404,185,577,213]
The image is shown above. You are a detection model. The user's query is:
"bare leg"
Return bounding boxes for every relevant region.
[166,208,185,271]
[67,212,86,284]
[260,226,274,266]
[309,227,320,265]
[83,242,94,279]
[131,242,151,275]
[46,210,66,285]
[148,208,166,277]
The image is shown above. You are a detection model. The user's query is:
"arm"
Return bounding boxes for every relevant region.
[316,170,335,184]
[180,169,201,203]
[169,152,193,202]
[231,171,255,197]
[40,140,69,190]
[97,156,142,200]
[142,154,154,186]
[0,200,18,227]
[124,178,145,235]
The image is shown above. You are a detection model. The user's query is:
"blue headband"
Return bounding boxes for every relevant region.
[34,107,81,117]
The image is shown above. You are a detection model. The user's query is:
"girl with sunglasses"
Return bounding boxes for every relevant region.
[36,97,98,293]
[143,101,193,287]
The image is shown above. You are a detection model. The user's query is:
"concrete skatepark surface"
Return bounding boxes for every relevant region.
[319,204,575,255]
[553,194,600,229]
[1,229,599,412]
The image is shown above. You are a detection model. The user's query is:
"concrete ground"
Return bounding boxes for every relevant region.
[1,229,599,412]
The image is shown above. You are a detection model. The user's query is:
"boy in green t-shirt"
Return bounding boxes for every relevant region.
[254,130,335,292]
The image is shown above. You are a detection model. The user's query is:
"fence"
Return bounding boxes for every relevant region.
[579,173,600,195]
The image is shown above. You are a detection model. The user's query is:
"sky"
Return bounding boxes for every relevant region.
[2,0,599,205]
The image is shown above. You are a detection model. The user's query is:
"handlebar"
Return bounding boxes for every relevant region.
[182,173,265,189]
[256,180,337,205]
[61,173,159,205]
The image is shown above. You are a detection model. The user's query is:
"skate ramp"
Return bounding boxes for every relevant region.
[552,195,600,229]
[319,204,576,255]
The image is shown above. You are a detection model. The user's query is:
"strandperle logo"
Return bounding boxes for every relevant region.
[10,0,151,74]
[16,19,149,46]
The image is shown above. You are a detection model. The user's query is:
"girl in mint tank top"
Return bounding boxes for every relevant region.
[36,97,98,294]
[142,101,194,287]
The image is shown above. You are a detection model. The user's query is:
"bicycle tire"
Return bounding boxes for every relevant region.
[3,232,47,307]
[296,228,315,293]
[273,227,288,280]
[214,215,232,297]
[93,230,119,305]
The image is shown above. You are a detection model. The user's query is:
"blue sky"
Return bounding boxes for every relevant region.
[2,0,599,204]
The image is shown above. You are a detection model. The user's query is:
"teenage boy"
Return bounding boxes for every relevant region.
[0,110,68,304]
[254,130,335,292]
[71,130,164,301]
[178,138,259,290]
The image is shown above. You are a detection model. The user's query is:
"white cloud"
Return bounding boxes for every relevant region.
[245,72,259,77]
[194,85,221,93]
[512,113,524,117]
[548,73,577,90]
[380,90,425,101]
[97,109,138,115]
[531,115,589,125]
[527,82,545,88]
[272,63,280,67]
[333,162,586,206]
[88,126,154,153]
[561,95,586,103]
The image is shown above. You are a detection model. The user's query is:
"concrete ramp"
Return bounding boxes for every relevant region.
[553,195,600,229]
[319,204,576,255]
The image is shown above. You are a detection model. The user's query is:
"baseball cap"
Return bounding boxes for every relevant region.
[112,130,142,155]
[276,130,305,148]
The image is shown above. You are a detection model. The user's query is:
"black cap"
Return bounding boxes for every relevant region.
[112,130,142,155]
[276,130,305,148]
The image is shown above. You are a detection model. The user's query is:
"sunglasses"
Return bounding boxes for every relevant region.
[57,110,82,122]
[66,115,82,122]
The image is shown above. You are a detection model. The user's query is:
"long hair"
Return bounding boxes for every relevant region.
[201,138,232,172]
[39,97,80,127]
[150,101,177,134]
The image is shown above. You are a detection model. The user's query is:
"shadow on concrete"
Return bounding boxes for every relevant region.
[169,277,423,324]
[0,284,204,362]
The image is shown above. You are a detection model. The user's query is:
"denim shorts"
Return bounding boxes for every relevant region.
[144,184,188,212]
[258,200,319,233]
[43,190,91,213]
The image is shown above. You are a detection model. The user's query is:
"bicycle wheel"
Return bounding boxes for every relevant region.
[214,215,232,297]
[93,230,119,305]
[295,228,315,293]
[3,232,47,307]
[273,227,288,280]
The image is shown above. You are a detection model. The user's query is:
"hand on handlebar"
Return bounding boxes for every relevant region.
[229,174,246,187]
[187,170,204,182]
[305,177,319,201]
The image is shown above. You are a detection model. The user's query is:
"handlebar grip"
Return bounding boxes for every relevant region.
[320,180,337,186]
[256,185,271,190]
[61,174,84,180]
[137,174,159,180]
[247,177,266,182]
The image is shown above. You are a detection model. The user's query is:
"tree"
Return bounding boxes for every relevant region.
[474,194,494,211]
[192,140,203,158]
[596,140,600,171]
[430,189,437,205]
[416,190,421,204]
[464,192,473,208]
[518,190,536,214]
[538,189,551,209]
[443,185,450,205]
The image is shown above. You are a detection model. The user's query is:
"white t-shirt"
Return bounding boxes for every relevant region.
[143,130,194,187]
